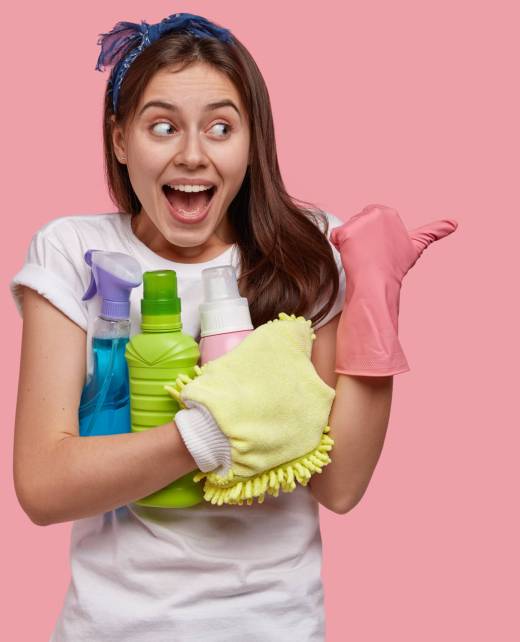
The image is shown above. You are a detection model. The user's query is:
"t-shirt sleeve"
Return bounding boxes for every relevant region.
[10,222,88,330]
[311,211,347,331]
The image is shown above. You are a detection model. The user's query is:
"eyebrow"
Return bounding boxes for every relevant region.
[138,99,241,120]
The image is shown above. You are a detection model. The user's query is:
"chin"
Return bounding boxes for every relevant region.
[162,219,215,244]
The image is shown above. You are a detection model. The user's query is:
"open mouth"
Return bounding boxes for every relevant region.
[162,184,216,218]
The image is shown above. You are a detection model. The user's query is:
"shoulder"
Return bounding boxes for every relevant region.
[33,212,127,249]
[303,209,347,331]
[307,209,345,235]
[307,210,346,271]
[321,210,346,231]
[26,212,132,272]
[309,210,345,274]
[10,212,129,329]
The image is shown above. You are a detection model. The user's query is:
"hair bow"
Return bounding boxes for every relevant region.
[95,13,234,113]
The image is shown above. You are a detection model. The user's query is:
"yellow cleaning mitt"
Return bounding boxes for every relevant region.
[166,312,336,506]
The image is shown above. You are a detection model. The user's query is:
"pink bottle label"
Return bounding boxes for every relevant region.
[199,329,253,365]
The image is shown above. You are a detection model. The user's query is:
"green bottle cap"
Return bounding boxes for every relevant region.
[141,270,182,331]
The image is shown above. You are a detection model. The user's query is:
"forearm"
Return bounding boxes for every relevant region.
[27,422,196,526]
[309,373,393,513]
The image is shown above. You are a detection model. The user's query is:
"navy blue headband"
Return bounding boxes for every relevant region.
[95,12,234,113]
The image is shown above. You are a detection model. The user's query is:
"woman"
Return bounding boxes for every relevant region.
[10,13,457,641]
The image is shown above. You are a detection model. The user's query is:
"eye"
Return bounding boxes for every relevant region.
[209,122,232,138]
[151,121,174,136]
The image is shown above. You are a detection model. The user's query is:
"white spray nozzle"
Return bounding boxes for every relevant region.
[202,265,240,302]
[199,265,253,336]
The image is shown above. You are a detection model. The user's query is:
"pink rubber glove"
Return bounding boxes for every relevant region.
[330,204,458,376]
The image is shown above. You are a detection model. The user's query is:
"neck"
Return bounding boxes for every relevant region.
[130,210,236,263]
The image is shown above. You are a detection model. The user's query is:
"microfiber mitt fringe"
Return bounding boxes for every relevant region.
[192,426,334,506]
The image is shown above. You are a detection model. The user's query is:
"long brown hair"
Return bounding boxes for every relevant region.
[102,28,339,328]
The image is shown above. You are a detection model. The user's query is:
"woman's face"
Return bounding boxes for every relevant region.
[112,62,250,261]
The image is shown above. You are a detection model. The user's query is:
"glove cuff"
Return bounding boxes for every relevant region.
[335,276,410,376]
[174,401,232,474]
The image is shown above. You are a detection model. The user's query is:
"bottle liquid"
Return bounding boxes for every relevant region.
[79,250,142,437]
[199,265,254,365]
[125,270,203,508]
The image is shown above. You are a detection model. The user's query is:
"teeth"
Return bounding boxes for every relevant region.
[166,184,213,193]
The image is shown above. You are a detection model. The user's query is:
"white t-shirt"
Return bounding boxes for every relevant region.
[10,211,346,642]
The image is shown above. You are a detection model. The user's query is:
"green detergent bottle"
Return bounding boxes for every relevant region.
[125,270,204,508]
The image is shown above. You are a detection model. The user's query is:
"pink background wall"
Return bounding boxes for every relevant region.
[2,1,518,640]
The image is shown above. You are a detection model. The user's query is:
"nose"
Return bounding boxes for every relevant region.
[173,127,208,169]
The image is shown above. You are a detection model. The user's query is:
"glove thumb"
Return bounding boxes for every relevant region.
[409,218,459,259]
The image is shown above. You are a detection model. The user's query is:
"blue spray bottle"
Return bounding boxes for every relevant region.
[79,249,142,437]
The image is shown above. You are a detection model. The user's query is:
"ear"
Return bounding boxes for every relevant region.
[111,115,127,164]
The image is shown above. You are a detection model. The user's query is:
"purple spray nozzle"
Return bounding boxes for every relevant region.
[83,249,142,320]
